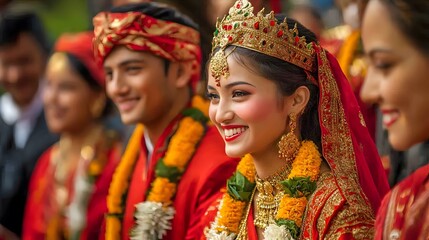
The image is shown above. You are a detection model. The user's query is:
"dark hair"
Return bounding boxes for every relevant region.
[379,0,429,56]
[110,2,200,75]
[110,2,199,30]
[65,52,113,118]
[0,12,50,54]
[212,15,322,150]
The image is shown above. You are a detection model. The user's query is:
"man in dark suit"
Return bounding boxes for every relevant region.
[0,11,57,239]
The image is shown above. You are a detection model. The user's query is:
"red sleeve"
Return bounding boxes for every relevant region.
[185,160,238,240]
[185,127,240,240]
[22,147,53,240]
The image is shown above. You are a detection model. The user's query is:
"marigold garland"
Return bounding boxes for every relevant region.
[147,178,177,205]
[216,194,247,233]
[163,116,205,171]
[192,95,210,117]
[236,154,256,183]
[289,141,322,181]
[276,196,307,227]
[105,95,209,240]
[106,124,144,240]
[207,141,322,239]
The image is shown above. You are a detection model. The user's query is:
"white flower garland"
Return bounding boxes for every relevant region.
[206,229,237,240]
[130,202,175,240]
[263,224,295,240]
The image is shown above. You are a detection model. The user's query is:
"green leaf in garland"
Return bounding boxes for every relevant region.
[182,108,208,123]
[155,159,182,183]
[276,219,300,239]
[227,171,255,202]
[281,177,317,198]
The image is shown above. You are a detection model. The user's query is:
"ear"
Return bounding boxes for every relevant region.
[290,86,310,114]
[174,60,194,88]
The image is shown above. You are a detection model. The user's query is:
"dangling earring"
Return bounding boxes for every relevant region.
[91,96,106,119]
[278,113,301,162]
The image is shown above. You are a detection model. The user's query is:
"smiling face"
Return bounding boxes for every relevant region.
[44,52,100,134]
[207,54,294,158]
[361,0,429,150]
[0,33,46,108]
[104,46,177,126]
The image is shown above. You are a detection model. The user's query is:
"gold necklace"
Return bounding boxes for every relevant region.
[254,165,290,229]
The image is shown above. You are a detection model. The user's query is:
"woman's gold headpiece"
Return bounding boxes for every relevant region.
[210,0,317,85]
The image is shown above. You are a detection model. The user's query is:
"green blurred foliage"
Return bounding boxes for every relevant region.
[38,0,90,40]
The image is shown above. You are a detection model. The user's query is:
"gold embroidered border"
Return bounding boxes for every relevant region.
[317,48,374,221]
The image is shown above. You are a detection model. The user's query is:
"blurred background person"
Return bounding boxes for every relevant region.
[334,0,377,141]
[288,3,324,41]
[22,31,122,240]
[361,0,429,238]
[0,11,57,239]
[336,0,428,187]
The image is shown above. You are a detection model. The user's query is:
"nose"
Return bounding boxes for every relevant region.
[213,99,234,124]
[360,68,381,104]
[106,72,129,98]
[42,82,57,105]
[6,65,21,83]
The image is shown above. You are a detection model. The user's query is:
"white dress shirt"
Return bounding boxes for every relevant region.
[0,86,43,148]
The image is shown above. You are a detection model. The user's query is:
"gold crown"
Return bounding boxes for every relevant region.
[210,0,316,83]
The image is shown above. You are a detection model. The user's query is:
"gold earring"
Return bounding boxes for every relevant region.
[91,97,106,119]
[278,113,301,161]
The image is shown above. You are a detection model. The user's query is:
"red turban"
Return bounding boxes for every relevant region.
[92,11,202,90]
[55,32,105,87]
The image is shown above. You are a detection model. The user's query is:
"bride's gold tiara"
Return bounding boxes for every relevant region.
[210,0,317,84]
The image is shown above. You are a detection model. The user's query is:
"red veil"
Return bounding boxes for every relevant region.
[314,45,389,215]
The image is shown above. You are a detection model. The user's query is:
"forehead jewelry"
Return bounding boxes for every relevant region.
[210,46,237,87]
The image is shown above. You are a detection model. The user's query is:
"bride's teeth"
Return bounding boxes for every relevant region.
[225,127,247,137]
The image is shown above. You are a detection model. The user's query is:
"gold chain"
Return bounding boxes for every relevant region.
[236,187,256,240]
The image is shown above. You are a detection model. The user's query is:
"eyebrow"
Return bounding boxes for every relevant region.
[367,48,393,58]
[207,81,255,90]
[104,59,144,69]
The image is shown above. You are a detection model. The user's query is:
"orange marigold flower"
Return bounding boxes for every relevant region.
[106,217,121,240]
[237,154,256,183]
[89,161,102,176]
[276,196,307,227]
[289,141,321,181]
[192,95,210,117]
[164,117,204,170]
[147,178,177,206]
[216,194,247,234]
[107,125,143,213]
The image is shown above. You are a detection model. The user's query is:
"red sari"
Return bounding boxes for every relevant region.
[22,130,121,240]
[375,164,429,240]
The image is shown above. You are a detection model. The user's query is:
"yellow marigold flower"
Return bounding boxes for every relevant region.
[289,141,321,181]
[216,194,247,234]
[164,117,204,170]
[276,196,308,227]
[237,154,256,183]
[192,95,210,117]
[107,125,143,213]
[147,178,177,206]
